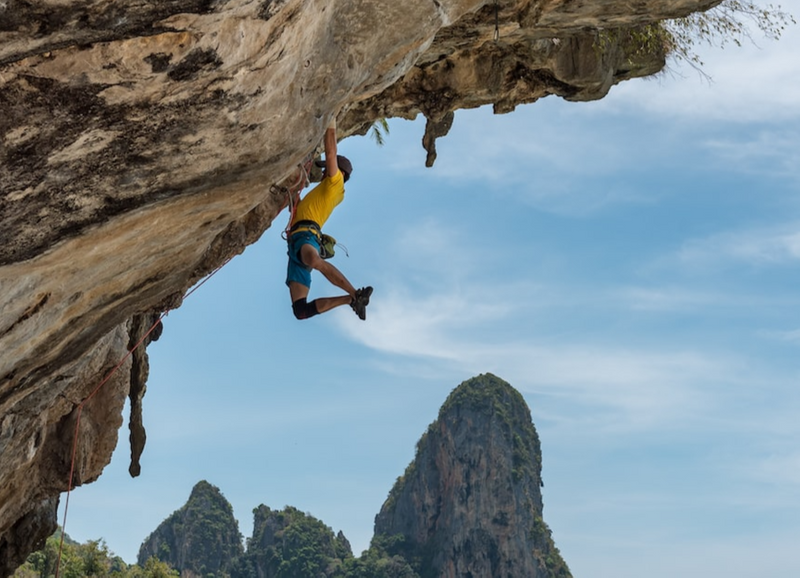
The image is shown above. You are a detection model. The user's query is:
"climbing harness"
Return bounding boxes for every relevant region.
[287,219,347,260]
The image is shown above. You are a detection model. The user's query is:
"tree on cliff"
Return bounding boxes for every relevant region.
[599,0,796,74]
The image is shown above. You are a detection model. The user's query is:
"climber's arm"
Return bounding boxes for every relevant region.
[324,118,339,179]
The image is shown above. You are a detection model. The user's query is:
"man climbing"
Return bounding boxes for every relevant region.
[285,117,372,320]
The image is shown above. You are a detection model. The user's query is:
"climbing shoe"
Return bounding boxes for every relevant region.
[356,286,373,305]
[350,286,373,320]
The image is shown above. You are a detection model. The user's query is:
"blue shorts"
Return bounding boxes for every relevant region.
[286,231,320,288]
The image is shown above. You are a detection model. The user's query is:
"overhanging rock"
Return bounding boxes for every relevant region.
[0,0,719,574]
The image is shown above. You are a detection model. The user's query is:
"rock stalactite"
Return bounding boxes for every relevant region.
[1,0,719,574]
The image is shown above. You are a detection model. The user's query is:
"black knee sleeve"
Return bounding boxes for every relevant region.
[292,298,319,320]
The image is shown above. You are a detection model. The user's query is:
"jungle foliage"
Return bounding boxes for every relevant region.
[14,527,419,578]
[12,531,178,578]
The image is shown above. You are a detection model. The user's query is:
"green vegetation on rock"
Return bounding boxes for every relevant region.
[13,531,178,578]
[237,505,352,578]
[336,535,419,578]
[137,480,243,577]
[597,0,796,74]
[442,373,543,485]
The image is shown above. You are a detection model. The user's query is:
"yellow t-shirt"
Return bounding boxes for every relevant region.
[292,171,345,228]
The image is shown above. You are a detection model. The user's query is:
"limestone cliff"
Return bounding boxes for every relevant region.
[373,373,568,578]
[1,0,720,575]
[137,480,244,578]
[237,505,353,577]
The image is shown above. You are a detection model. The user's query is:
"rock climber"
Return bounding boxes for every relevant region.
[285,117,372,320]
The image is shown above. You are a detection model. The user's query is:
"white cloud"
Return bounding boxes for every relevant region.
[702,128,800,180]
[336,285,512,360]
[394,107,604,179]
[676,223,800,267]
[514,179,653,217]
[335,282,747,434]
[613,284,786,313]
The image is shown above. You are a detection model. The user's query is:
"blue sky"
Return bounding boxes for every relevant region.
[64,8,800,577]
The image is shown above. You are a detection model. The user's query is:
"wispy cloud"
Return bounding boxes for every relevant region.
[336,285,512,361]
[336,282,748,434]
[676,224,800,268]
[512,179,653,217]
[702,128,800,180]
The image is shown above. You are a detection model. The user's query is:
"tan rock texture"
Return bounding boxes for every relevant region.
[0,0,718,574]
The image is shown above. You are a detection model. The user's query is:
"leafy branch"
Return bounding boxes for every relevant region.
[666,0,795,67]
[369,118,390,146]
[597,0,796,75]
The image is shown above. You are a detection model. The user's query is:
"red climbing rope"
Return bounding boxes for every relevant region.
[54,256,232,578]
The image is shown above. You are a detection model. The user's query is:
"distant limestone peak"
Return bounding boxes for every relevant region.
[237,505,353,577]
[137,480,243,578]
[374,373,571,578]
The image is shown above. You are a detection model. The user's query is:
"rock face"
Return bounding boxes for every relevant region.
[374,373,570,578]
[1,0,720,574]
[137,480,244,578]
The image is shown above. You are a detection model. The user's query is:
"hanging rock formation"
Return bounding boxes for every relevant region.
[1,0,720,575]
